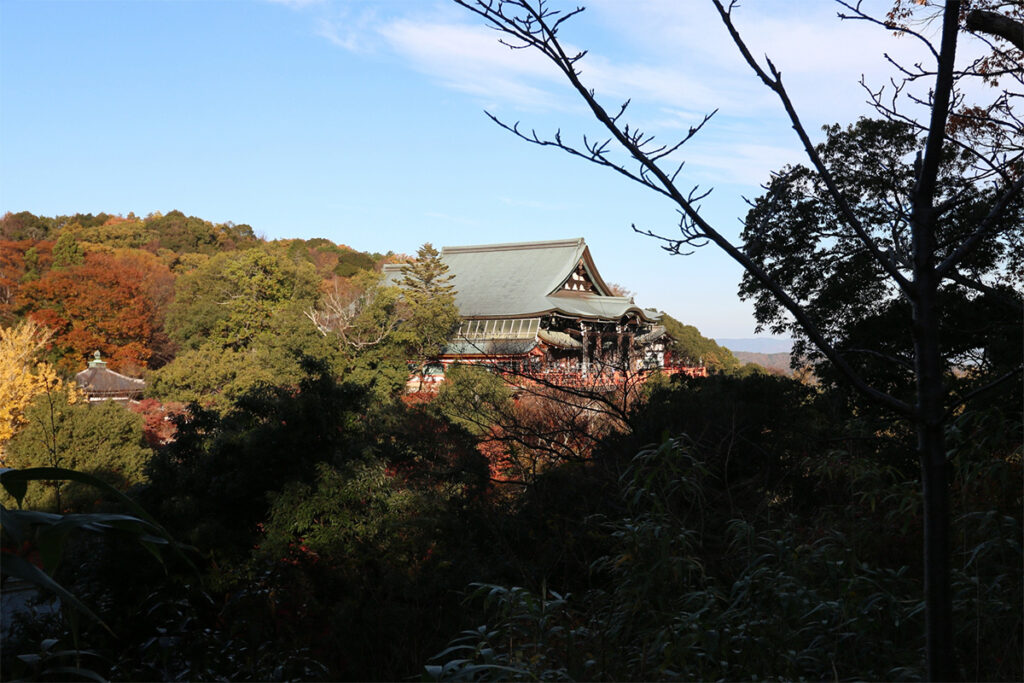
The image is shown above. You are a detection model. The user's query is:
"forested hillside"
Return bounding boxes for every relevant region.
[1,210,756,403]
[1,207,1020,681]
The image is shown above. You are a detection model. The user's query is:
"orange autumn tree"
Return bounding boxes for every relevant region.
[107,247,178,367]
[19,251,173,373]
[0,240,53,324]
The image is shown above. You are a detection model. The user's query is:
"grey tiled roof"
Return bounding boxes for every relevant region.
[75,367,146,397]
[384,238,661,323]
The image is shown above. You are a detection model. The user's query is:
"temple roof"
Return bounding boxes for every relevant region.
[75,351,146,399]
[383,238,662,323]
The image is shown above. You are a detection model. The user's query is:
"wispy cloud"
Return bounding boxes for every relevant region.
[265,0,326,8]
[281,0,957,182]
[310,5,382,54]
[379,19,573,110]
[377,15,766,121]
[584,0,940,124]
[683,141,806,187]
[315,16,360,51]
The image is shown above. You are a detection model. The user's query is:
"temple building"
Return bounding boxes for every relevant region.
[75,351,146,403]
[383,238,705,386]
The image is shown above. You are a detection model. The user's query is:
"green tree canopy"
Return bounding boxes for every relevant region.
[78,218,156,249]
[143,360,368,555]
[739,118,1023,404]
[165,247,321,352]
[2,388,153,512]
[50,233,84,268]
[152,301,340,410]
[142,210,256,254]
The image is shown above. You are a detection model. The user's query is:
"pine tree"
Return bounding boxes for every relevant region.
[396,243,459,385]
[398,243,454,301]
[52,232,85,268]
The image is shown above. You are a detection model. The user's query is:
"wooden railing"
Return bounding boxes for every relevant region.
[405,362,708,393]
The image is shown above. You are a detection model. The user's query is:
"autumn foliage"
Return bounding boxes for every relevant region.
[0,320,72,460]
[19,252,169,373]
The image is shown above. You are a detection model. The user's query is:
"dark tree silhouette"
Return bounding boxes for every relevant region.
[452,1,1023,679]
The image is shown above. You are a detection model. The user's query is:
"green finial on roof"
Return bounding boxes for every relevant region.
[88,350,107,368]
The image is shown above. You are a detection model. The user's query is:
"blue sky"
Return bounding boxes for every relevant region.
[0,0,949,338]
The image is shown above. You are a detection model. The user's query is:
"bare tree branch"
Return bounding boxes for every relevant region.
[712,0,914,295]
[944,363,1024,420]
[936,173,1024,277]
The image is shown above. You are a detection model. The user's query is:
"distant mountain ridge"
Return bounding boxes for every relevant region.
[716,338,793,354]
[733,351,793,376]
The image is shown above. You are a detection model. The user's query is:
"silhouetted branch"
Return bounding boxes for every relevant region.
[945,363,1024,420]
[966,9,1024,50]
[936,173,1024,276]
[836,0,940,59]
[711,0,914,296]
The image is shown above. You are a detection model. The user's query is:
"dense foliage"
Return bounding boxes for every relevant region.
[740,118,1023,398]
[2,387,153,512]
[0,205,1019,682]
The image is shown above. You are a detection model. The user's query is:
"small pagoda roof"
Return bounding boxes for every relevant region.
[75,351,146,400]
[383,238,661,323]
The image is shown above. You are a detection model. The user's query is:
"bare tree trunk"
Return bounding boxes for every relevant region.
[911,4,961,676]
[913,287,955,681]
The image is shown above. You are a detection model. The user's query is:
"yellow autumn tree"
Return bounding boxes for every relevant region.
[0,319,76,462]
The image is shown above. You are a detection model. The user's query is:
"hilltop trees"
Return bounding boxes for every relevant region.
[165,247,320,352]
[145,210,258,254]
[659,313,740,373]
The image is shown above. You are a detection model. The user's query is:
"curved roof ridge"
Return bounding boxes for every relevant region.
[442,238,584,255]
[75,366,145,384]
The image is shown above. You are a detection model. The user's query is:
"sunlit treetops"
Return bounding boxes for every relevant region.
[0,210,388,375]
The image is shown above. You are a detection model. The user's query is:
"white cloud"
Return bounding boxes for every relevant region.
[580,57,736,113]
[683,141,806,187]
[377,14,765,122]
[582,0,946,126]
[296,0,975,169]
[311,5,382,54]
[379,19,572,109]
[316,17,360,50]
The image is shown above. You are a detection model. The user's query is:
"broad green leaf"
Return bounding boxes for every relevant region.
[0,554,113,635]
